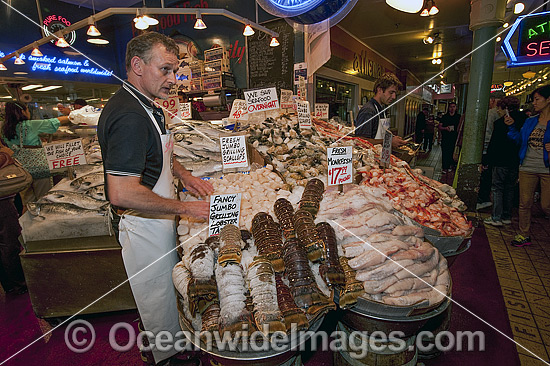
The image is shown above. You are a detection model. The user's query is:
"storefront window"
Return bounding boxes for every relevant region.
[315,77,355,125]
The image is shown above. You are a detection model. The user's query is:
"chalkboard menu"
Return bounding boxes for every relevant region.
[247,18,294,91]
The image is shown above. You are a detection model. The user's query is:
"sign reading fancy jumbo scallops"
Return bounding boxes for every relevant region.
[220,135,249,169]
[244,87,279,113]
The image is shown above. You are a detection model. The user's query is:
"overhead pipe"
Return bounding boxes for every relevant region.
[0,7,279,64]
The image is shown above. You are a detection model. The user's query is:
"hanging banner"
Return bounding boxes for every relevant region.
[244,87,280,113]
[220,135,249,169]
[209,193,242,236]
[327,146,353,186]
[44,138,87,170]
[314,103,329,120]
[297,100,312,129]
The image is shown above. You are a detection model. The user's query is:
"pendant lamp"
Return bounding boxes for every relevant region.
[386,0,424,13]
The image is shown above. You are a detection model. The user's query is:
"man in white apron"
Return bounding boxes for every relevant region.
[354,72,407,148]
[98,32,214,365]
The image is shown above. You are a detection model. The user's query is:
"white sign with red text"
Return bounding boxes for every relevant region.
[228,99,248,121]
[156,86,181,123]
[220,135,249,169]
[297,100,312,129]
[244,87,279,114]
[280,89,294,109]
[180,102,192,120]
[209,193,241,236]
[44,138,87,170]
[327,146,353,186]
[314,103,329,120]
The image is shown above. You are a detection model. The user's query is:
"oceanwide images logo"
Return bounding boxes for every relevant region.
[64,320,486,357]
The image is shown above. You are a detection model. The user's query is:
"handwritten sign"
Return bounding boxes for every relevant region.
[297,100,312,129]
[220,135,249,169]
[297,76,307,101]
[280,89,294,109]
[228,99,249,121]
[315,103,329,120]
[381,129,392,166]
[327,146,353,186]
[44,139,86,170]
[209,193,242,236]
[156,86,181,123]
[181,102,192,120]
[244,87,279,113]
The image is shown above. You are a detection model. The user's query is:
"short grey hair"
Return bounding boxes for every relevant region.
[125,32,179,71]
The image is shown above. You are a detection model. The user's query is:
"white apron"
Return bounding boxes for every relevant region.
[374,103,391,139]
[118,86,179,363]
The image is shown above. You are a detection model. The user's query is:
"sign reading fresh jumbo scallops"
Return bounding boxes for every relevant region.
[244,87,280,113]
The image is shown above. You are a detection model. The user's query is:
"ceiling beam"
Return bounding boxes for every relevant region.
[0,7,279,64]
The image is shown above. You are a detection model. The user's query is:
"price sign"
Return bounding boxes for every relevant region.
[327,146,353,186]
[44,138,87,170]
[296,100,312,129]
[181,102,192,120]
[228,99,249,121]
[244,87,279,114]
[381,129,392,166]
[314,103,329,120]
[156,86,181,123]
[280,89,294,109]
[298,76,307,101]
[220,135,249,169]
[209,193,241,236]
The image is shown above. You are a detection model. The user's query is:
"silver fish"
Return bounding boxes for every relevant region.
[70,171,104,191]
[41,190,108,210]
[86,185,106,201]
[27,202,106,218]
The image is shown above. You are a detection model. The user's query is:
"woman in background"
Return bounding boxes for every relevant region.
[1,101,70,203]
[506,86,550,247]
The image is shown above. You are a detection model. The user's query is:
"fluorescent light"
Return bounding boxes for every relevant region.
[385,0,423,13]
[22,85,43,90]
[1,95,13,98]
[35,85,63,91]
[87,38,109,45]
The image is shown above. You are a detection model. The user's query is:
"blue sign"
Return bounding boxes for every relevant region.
[502,11,550,67]
[257,0,356,25]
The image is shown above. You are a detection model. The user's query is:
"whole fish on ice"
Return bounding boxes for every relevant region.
[27,202,107,218]
[70,172,104,191]
[41,190,108,210]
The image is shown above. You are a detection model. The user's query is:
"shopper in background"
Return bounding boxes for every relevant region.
[506,85,550,247]
[1,101,70,203]
[435,111,443,145]
[415,107,428,147]
[477,92,504,211]
[58,98,88,116]
[0,140,27,295]
[355,72,407,149]
[438,102,461,180]
[98,32,213,366]
[423,114,436,152]
[484,96,526,227]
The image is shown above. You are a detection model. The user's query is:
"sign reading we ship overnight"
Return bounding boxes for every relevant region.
[220,135,249,169]
[244,87,279,113]
[44,138,87,170]
[327,146,353,186]
[209,193,242,236]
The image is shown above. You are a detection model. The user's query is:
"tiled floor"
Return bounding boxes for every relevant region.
[413,145,550,366]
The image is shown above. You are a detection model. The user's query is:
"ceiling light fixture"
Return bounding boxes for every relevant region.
[503,22,509,28]
[35,85,63,92]
[30,43,43,57]
[504,81,513,86]
[22,84,43,90]
[87,0,101,36]
[87,38,110,45]
[142,14,159,26]
[270,37,280,47]
[385,0,424,13]
[243,24,255,36]
[514,2,525,14]
[428,0,439,15]
[523,70,536,78]
[423,36,434,44]
[420,8,429,16]
[14,54,25,65]
[55,34,70,48]
[496,36,501,42]
[0,63,7,71]
[194,11,207,29]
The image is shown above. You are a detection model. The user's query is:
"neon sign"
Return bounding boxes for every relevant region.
[502,11,550,67]
[43,14,76,46]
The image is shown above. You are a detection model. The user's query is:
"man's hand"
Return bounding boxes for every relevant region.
[181,173,214,197]
[391,136,407,149]
[180,201,211,220]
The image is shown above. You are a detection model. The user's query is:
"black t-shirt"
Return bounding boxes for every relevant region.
[440,112,461,143]
[355,98,383,138]
[97,82,167,201]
